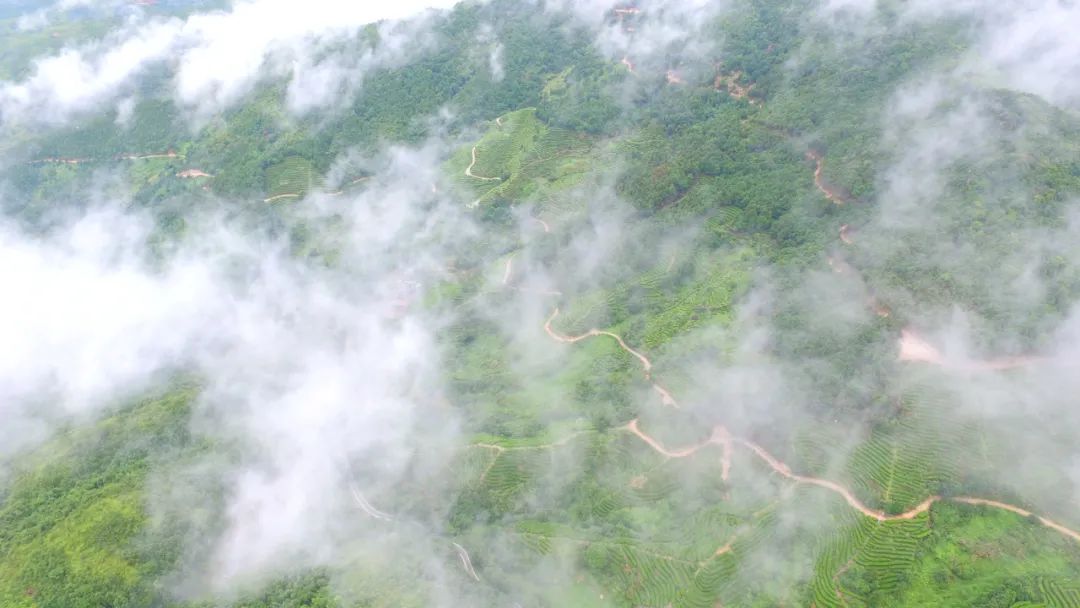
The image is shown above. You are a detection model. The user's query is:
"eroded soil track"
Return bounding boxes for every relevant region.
[542,304,1080,543]
[806,150,849,205]
[458,116,1080,575]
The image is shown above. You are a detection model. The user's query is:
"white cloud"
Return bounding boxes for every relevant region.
[0,142,467,592]
[0,0,465,127]
[488,42,505,82]
[812,0,1080,109]
[547,0,731,81]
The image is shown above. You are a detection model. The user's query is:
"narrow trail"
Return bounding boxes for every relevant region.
[544,308,652,373]
[468,111,1080,559]
[452,542,481,581]
[836,237,1039,371]
[502,255,515,286]
[31,151,177,165]
[806,150,848,205]
[465,145,501,181]
[544,308,678,409]
[540,301,1080,543]
[532,217,551,233]
[470,430,591,453]
[263,193,300,203]
[839,224,853,245]
[953,498,1080,544]
[118,151,177,160]
[349,483,393,521]
[326,177,372,196]
[624,419,731,480]
[625,417,1080,540]
[621,56,635,73]
[29,157,93,165]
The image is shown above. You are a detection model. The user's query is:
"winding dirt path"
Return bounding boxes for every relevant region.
[806,150,848,205]
[471,431,590,454]
[734,437,937,521]
[541,304,1080,543]
[452,542,481,581]
[465,145,501,181]
[29,157,94,165]
[502,254,515,286]
[480,123,1080,553]
[839,224,853,245]
[263,193,300,203]
[544,308,652,372]
[31,150,180,166]
[624,419,731,480]
[952,498,1080,543]
[532,217,551,233]
[544,308,679,409]
[118,151,177,160]
[624,419,1080,539]
[349,483,393,521]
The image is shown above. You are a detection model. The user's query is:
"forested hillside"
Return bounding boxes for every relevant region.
[1,0,1078,606]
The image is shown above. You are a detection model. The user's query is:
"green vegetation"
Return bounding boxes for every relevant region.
[0,385,198,608]
[2,0,1080,606]
[265,156,315,200]
[449,107,593,208]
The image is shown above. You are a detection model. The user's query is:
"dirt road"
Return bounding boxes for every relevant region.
[543,306,1080,542]
[806,150,848,205]
[465,145,500,181]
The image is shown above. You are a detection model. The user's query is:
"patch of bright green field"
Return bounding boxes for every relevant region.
[265,155,315,201]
